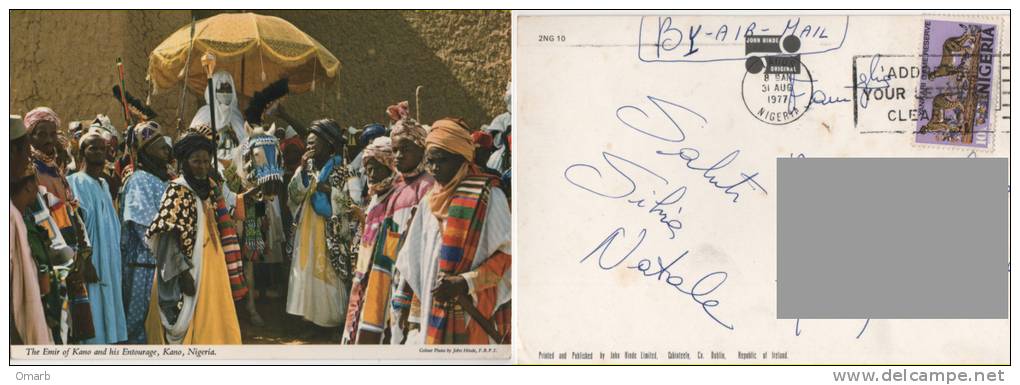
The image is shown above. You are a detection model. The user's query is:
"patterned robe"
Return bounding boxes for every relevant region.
[119,170,167,344]
[347,173,435,344]
[145,177,242,344]
[341,189,394,344]
[286,157,351,327]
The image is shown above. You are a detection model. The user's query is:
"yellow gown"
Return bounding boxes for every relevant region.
[145,203,242,344]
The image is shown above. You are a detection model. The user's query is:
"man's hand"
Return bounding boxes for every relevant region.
[38,273,51,296]
[350,204,365,223]
[398,310,410,338]
[431,274,468,303]
[300,150,314,167]
[180,272,196,297]
[316,182,332,194]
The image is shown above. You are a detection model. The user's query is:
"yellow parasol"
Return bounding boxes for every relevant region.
[148,12,340,98]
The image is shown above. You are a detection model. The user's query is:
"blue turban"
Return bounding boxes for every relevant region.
[359,123,387,148]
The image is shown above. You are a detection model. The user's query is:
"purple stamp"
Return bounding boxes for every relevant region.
[915,20,997,149]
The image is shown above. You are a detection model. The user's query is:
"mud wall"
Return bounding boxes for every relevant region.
[10,10,193,131]
[10,10,511,135]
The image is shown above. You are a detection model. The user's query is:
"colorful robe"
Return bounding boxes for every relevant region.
[396,175,512,344]
[286,158,348,327]
[31,156,97,343]
[24,209,62,343]
[350,173,435,344]
[119,170,167,344]
[145,177,242,344]
[22,185,86,344]
[68,171,128,344]
[236,195,285,264]
[341,189,394,344]
[33,157,75,209]
[33,157,87,259]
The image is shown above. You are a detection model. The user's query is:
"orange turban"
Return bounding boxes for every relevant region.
[425,118,480,220]
[425,118,474,163]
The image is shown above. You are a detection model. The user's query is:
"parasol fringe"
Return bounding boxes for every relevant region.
[151,13,340,98]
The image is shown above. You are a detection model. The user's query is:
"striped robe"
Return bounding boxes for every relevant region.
[396,174,512,344]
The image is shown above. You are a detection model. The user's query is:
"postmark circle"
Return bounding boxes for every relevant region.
[740,62,813,125]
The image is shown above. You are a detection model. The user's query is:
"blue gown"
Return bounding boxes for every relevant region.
[68,171,128,344]
[119,170,167,344]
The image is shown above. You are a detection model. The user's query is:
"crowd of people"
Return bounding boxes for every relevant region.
[9,71,512,346]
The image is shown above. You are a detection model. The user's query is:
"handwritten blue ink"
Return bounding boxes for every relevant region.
[564,152,685,238]
[856,319,870,339]
[656,148,768,203]
[847,55,894,109]
[638,16,851,64]
[581,227,734,330]
[812,89,851,106]
[617,96,706,142]
[613,95,767,202]
[786,75,808,113]
[564,151,668,199]
[787,77,851,114]
[647,186,687,239]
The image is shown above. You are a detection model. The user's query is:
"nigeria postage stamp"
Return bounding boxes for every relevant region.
[915,19,997,149]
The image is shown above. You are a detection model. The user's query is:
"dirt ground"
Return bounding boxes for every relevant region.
[237,293,339,345]
[236,265,339,345]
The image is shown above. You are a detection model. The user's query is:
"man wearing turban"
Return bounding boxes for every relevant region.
[144,128,243,344]
[395,118,511,345]
[87,114,123,203]
[344,117,437,345]
[25,107,75,206]
[22,108,97,344]
[119,121,172,343]
[342,136,401,344]
[190,70,248,163]
[286,118,354,332]
[67,130,129,344]
[347,123,389,207]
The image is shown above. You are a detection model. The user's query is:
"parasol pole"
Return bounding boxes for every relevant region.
[415,85,423,122]
[175,17,196,138]
[201,52,218,170]
[116,57,134,127]
[240,55,245,99]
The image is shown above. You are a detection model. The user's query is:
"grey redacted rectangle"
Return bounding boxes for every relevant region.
[777,158,1008,319]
